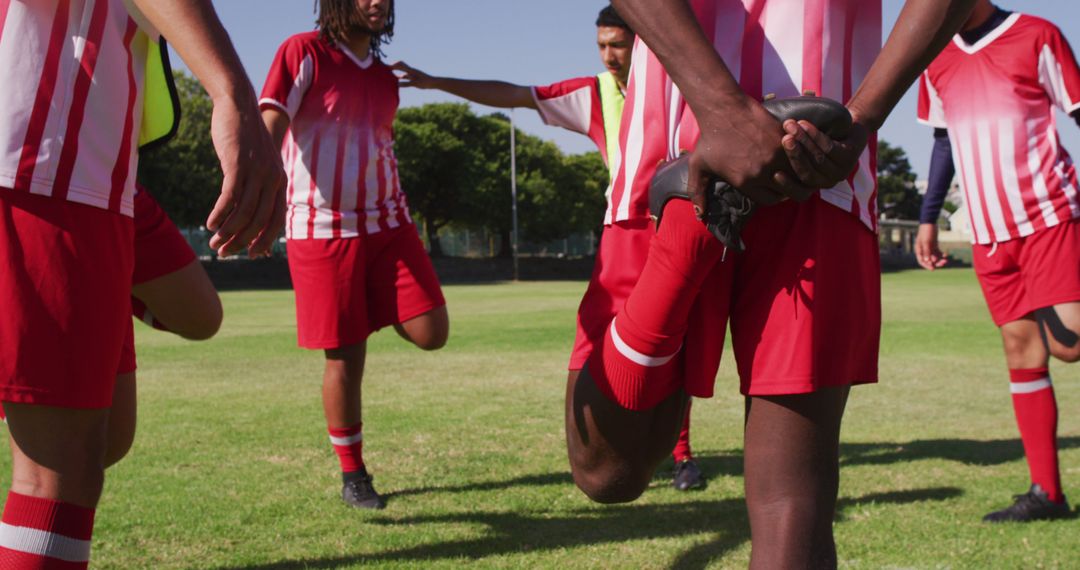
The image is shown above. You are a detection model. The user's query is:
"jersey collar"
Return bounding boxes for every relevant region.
[335,43,375,70]
[952,12,1022,55]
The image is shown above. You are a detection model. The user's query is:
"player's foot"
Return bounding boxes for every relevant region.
[672,459,705,491]
[342,468,386,510]
[982,484,1070,523]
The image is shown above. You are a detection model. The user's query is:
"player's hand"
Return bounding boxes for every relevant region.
[779,114,871,190]
[915,223,948,271]
[205,94,286,258]
[392,61,437,89]
[687,98,815,218]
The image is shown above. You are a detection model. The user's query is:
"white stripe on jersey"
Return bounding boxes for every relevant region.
[762,0,803,98]
[363,131,380,234]
[996,118,1035,236]
[1039,43,1080,114]
[1025,118,1063,229]
[613,51,649,225]
[974,120,1012,242]
[954,126,992,243]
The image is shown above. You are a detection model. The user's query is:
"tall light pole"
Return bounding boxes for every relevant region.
[510,109,520,281]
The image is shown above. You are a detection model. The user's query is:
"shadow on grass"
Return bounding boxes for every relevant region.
[841,437,1080,467]
[221,486,961,570]
[384,471,573,500]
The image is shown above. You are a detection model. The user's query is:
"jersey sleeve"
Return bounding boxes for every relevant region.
[259,36,315,121]
[531,77,606,151]
[1037,23,1080,114]
[916,70,948,128]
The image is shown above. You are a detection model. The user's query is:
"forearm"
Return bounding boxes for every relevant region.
[430,78,536,109]
[132,0,254,105]
[920,129,955,224]
[611,0,749,120]
[261,109,290,152]
[848,0,976,130]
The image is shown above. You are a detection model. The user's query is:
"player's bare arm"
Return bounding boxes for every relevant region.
[393,62,537,110]
[131,0,286,258]
[783,0,978,189]
[611,0,817,215]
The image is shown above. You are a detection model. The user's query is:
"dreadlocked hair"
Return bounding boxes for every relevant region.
[315,0,396,59]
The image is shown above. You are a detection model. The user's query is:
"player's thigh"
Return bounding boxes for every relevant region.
[131,260,222,340]
[369,226,448,349]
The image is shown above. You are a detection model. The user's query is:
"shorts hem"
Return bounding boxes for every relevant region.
[995,293,1080,327]
[0,387,111,409]
[741,377,878,397]
[386,299,446,330]
[297,335,371,350]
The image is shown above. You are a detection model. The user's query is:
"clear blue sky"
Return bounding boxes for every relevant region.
[205,0,1080,179]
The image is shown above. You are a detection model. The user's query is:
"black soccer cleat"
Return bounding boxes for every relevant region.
[672,459,706,491]
[648,96,853,252]
[982,484,1071,523]
[342,468,386,510]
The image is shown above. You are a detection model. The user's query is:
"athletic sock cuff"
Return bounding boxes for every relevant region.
[1009,367,1050,383]
[1,493,94,542]
[588,337,681,412]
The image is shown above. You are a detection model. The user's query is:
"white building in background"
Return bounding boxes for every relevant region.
[915,178,971,241]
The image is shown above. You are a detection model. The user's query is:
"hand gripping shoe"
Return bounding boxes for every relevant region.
[648,96,853,252]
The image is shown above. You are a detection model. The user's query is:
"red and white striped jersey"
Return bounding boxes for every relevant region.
[608,0,881,228]
[0,0,154,216]
[261,32,410,240]
[532,77,608,162]
[918,14,1080,245]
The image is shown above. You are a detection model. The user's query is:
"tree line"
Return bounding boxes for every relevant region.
[139,71,930,257]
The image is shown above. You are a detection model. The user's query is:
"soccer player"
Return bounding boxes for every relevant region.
[396,4,706,491]
[916,0,1080,522]
[562,0,977,565]
[0,0,284,566]
[261,0,449,510]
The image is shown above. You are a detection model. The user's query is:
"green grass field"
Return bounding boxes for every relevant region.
[6,268,1078,569]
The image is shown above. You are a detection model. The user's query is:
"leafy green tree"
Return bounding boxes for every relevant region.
[137,71,221,228]
[877,140,920,220]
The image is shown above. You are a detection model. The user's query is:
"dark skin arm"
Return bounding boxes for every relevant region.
[611,0,977,210]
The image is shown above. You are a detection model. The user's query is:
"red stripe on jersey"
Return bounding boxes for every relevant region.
[375,142,390,233]
[390,154,408,227]
[989,125,1022,237]
[0,1,11,46]
[842,5,856,101]
[740,0,766,98]
[15,3,70,192]
[108,18,138,213]
[285,131,298,235]
[53,0,111,201]
[330,129,347,237]
[306,134,322,239]
[353,131,369,226]
[802,0,825,95]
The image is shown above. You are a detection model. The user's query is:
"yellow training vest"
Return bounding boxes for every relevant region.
[139,38,180,150]
[597,72,625,182]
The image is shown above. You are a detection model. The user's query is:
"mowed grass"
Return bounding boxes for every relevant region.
[5,268,1080,569]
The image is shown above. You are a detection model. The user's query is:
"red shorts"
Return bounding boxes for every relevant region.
[132,187,197,285]
[287,224,446,349]
[579,196,880,397]
[569,219,653,370]
[973,219,1080,326]
[0,189,134,408]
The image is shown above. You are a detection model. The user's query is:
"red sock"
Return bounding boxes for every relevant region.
[131,297,170,332]
[672,399,694,463]
[1009,368,1062,503]
[0,492,95,569]
[329,424,365,473]
[590,201,724,410]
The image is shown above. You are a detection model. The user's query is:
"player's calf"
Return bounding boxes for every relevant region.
[394,306,449,351]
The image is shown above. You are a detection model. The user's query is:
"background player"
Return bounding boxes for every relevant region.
[916,0,1080,522]
[0,0,284,566]
[261,0,449,510]
[395,4,706,492]
[560,0,978,566]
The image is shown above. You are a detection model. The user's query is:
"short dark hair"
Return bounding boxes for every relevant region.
[596,5,634,36]
[316,0,396,59]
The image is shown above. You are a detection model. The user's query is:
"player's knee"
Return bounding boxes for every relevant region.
[571,468,648,504]
[103,430,135,469]
[413,327,448,351]
[177,298,223,341]
[1050,343,1080,363]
